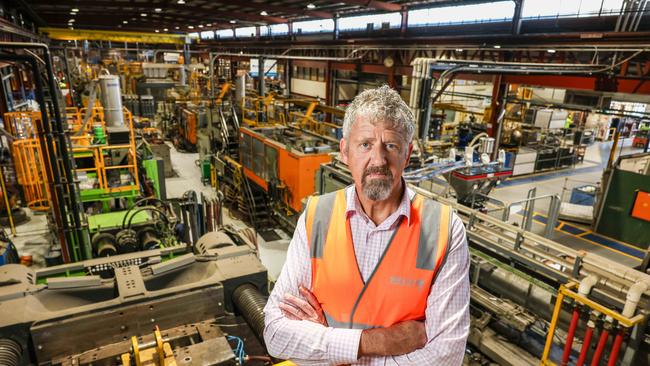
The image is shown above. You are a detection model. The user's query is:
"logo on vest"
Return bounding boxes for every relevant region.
[389,276,425,290]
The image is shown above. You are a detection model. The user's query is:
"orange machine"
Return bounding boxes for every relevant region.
[239,126,334,212]
[175,106,198,151]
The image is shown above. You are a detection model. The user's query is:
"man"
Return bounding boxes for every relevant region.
[264,85,470,365]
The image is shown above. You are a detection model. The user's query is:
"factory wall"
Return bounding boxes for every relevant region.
[291,78,327,99]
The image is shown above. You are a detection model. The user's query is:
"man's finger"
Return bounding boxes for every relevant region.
[279,302,309,320]
[299,286,323,312]
[280,308,301,321]
[284,294,318,319]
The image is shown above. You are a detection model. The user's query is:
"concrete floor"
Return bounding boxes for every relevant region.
[7,138,645,270]
[488,138,645,268]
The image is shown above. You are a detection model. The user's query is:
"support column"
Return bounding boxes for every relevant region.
[285,59,292,96]
[325,60,332,105]
[333,14,339,40]
[400,6,408,37]
[488,75,507,138]
[258,56,265,96]
[512,0,524,35]
[387,65,396,89]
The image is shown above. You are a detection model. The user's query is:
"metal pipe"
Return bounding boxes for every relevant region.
[576,321,595,366]
[232,284,267,343]
[0,42,91,260]
[0,164,16,236]
[607,330,625,366]
[632,0,649,32]
[231,44,650,52]
[590,325,610,366]
[561,306,581,366]
[0,338,21,366]
[607,130,621,170]
[622,281,650,317]
[619,0,634,32]
[0,52,70,261]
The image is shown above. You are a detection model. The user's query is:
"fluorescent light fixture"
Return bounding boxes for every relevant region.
[175,26,180,29]
[155,29,160,33]
[70,12,76,15]
[547,49,556,53]
[188,25,194,29]
[123,20,128,24]
[164,28,168,31]
[260,11,268,16]
[177,0,185,4]
[68,19,75,22]
[229,20,236,24]
[198,24,204,28]
[155,8,162,12]
[206,23,212,26]
[71,8,79,12]
[141,13,147,17]
[455,48,464,52]
[493,45,501,49]
[307,3,316,9]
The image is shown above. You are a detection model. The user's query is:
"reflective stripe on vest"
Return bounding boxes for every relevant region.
[305,189,451,329]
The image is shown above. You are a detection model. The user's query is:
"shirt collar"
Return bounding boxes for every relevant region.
[345,179,414,225]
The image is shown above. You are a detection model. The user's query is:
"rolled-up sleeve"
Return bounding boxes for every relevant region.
[263,212,362,365]
[390,212,470,365]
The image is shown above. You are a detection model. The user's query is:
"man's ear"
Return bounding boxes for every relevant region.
[340,138,349,164]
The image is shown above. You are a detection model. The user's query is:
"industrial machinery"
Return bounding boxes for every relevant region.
[316,160,650,366]
[214,125,337,231]
[448,137,513,208]
[0,228,270,366]
[594,152,650,261]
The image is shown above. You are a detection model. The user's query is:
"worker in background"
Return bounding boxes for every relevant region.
[641,122,650,153]
[564,113,573,136]
[264,85,470,365]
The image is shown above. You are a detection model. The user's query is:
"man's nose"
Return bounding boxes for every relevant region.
[369,143,388,166]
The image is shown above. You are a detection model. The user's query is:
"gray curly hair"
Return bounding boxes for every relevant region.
[342,85,415,143]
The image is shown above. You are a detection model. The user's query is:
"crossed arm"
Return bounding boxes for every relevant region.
[263,212,470,365]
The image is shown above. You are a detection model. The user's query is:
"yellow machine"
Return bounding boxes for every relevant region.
[4,106,139,213]
[241,92,277,126]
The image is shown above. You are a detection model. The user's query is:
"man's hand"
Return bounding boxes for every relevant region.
[359,320,427,357]
[279,285,328,327]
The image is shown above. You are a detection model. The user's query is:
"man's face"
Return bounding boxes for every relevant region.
[340,117,412,202]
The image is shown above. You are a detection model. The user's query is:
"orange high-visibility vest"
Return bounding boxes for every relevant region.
[305,189,451,329]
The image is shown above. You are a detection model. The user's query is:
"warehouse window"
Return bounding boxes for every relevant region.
[293,19,334,34]
[188,32,200,39]
[260,26,270,37]
[338,12,402,31]
[523,0,624,18]
[200,31,214,40]
[235,26,256,38]
[269,23,289,35]
[408,1,514,27]
[215,29,233,39]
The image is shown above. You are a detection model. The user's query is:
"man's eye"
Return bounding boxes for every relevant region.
[386,143,399,150]
[360,142,370,149]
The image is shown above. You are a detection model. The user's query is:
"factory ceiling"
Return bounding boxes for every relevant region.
[17,0,476,33]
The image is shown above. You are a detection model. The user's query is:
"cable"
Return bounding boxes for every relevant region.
[125,207,171,230]
[121,198,168,229]
[226,335,246,365]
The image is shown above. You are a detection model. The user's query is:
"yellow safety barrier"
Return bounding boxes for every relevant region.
[541,282,645,366]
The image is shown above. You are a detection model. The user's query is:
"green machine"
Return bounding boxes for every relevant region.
[67,118,172,261]
[594,153,650,253]
[86,206,179,257]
